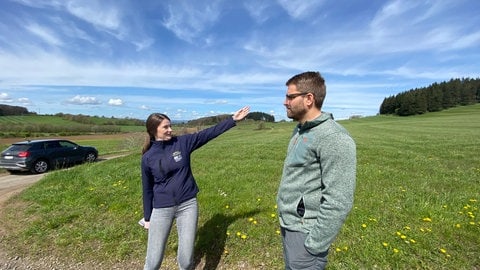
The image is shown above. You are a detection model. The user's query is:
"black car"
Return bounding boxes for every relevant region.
[0,139,98,174]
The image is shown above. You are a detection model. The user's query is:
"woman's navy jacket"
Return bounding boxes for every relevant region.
[141,118,236,221]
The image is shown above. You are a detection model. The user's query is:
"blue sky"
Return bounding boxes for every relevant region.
[0,0,479,121]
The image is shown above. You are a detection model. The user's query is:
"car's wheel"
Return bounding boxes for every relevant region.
[31,159,49,174]
[85,152,97,162]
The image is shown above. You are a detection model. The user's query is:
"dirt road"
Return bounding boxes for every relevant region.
[0,172,42,206]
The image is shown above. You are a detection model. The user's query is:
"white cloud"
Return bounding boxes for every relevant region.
[244,1,273,24]
[108,98,123,106]
[0,92,13,102]
[65,1,122,32]
[25,23,63,47]
[276,0,326,20]
[162,1,222,43]
[67,95,101,105]
[18,97,31,105]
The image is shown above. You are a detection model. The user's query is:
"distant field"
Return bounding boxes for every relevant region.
[1,104,479,269]
[0,115,145,137]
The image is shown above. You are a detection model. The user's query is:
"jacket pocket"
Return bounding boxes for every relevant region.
[296,197,305,217]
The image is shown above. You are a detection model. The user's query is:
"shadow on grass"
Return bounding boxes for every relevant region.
[194,210,261,270]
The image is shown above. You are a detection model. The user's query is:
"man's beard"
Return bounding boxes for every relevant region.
[286,105,306,121]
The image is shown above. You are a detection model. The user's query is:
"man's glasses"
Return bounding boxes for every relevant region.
[285,92,308,100]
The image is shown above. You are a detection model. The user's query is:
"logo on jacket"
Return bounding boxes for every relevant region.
[172,151,183,162]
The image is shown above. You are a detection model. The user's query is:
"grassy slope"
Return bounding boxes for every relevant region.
[1,104,479,269]
[0,115,144,133]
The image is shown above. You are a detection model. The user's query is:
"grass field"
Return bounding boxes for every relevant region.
[1,104,479,269]
[0,114,145,137]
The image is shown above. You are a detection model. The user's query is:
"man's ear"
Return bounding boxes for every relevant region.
[305,93,315,107]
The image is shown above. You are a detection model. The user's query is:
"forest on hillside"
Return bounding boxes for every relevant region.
[0,104,33,116]
[379,77,480,116]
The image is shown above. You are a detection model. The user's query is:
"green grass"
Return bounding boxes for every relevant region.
[0,115,144,135]
[1,104,479,269]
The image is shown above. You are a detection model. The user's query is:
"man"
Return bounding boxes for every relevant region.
[277,71,356,269]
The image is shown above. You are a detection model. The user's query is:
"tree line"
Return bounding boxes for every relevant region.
[54,113,144,126]
[0,104,34,116]
[379,78,480,116]
[186,111,275,126]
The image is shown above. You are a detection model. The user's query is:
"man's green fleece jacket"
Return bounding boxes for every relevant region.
[277,112,356,254]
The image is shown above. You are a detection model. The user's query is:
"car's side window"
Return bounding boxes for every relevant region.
[45,142,61,149]
[59,141,76,148]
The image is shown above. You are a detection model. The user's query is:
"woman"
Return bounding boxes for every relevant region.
[141,106,250,270]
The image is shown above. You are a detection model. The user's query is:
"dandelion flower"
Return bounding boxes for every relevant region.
[248,217,254,222]
[236,232,241,237]
[393,248,399,253]
[271,213,276,218]
[276,230,281,235]
[335,247,341,252]
[362,224,367,228]
[241,234,247,239]
[440,248,447,254]
[382,242,389,247]
[422,217,432,222]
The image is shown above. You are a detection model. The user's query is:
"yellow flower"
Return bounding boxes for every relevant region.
[362,224,367,228]
[422,217,432,222]
[224,249,229,254]
[335,247,342,252]
[440,248,447,254]
[276,230,281,235]
[382,242,389,247]
[271,213,276,218]
[253,220,257,225]
[409,239,416,244]
[236,232,241,237]
[455,223,461,228]
[248,217,254,222]
[393,248,399,253]
[241,234,247,239]
[225,205,230,209]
